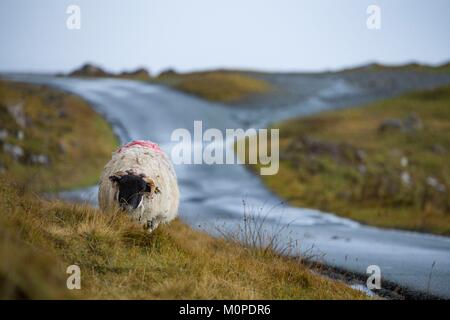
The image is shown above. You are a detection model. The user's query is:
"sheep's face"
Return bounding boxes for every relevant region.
[109,172,154,212]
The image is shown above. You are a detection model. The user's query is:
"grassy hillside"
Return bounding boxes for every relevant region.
[247,86,450,235]
[0,181,366,299]
[342,62,450,74]
[0,80,118,191]
[155,70,272,103]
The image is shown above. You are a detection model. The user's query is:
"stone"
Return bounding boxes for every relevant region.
[0,129,8,141]
[355,149,367,163]
[17,130,24,140]
[7,102,28,127]
[29,154,51,166]
[378,113,423,133]
[378,119,403,132]
[358,164,367,174]
[400,171,412,186]
[58,141,67,154]
[430,144,446,155]
[3,143,24,160]
[400,157,408,167]
[426,176,446,193]
[403,112,423,132]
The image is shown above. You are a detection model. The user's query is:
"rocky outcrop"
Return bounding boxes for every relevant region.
[158,68,177,77]
[68,63,151,80]
[119,68,151,80]
[68,63,112,77]
[378,112,423,133]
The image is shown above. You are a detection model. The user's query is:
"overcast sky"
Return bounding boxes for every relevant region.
[0,0,449,74]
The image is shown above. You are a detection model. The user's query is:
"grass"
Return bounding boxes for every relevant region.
[343,62,450,74]
[246,86,450,235]
[0,181,367,299]
[0,80,118,191]
[155,70,271,103]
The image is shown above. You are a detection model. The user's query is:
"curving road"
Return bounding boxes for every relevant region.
[4,73,450,298]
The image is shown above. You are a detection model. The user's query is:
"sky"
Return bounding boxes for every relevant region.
[0,0,449,74]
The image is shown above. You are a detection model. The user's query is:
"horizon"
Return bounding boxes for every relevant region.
[1,0,449,74]
[3,59,449,77]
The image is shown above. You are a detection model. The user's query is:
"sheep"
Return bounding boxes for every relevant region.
[98,140,179,232]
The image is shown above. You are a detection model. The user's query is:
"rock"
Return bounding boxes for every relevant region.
[158,68,177,77]
[378,113,423,133]
[358,164,367,174]
[3,143,24,160]
[58,141,67,154]
[68,63,112,77]
[120,68,151,80]
[355,149,367,163]
[0,129,8,141]
[400,157,408,168]
[426,176,446,193]
[430,144,446,155]
[403,112,423,132]
[29,154,51,166]
[17,130,24,140]
[400,171,412,186]
[7,102,28,127]
[378,119,403,132]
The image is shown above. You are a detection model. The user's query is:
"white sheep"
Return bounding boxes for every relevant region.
[98,140,179,232]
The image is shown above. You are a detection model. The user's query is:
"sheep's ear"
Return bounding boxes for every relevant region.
[109,171,126,183]
[143,177,160,194]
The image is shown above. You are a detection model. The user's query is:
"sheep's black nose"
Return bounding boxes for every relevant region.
[119,193,142,210]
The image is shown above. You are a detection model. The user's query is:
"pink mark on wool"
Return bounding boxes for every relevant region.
[118,140,163,154]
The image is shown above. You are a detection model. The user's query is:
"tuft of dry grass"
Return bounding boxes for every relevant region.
[0,80,118,192]
[0,181,367,299]
[155,71,271,103]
